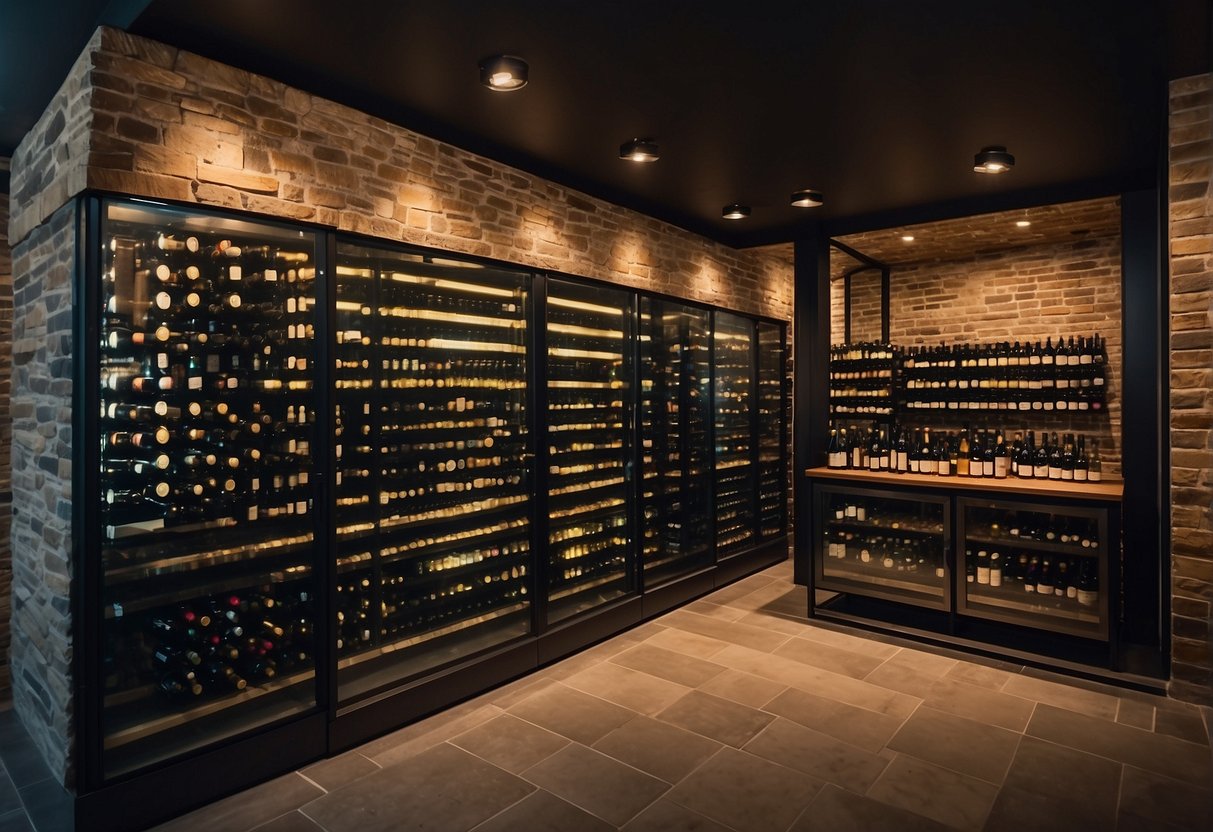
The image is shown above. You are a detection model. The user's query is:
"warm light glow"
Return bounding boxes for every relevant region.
[1015,220,1031,227]
[790,189,824,208]
[479,55,528,91]
[722,203,751,220]
[901,235,915,242]
[973,146,1014,174]
[620,139,660,163]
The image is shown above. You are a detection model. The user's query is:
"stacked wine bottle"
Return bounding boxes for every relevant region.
[714,313,757,554]
[828,341,898,417]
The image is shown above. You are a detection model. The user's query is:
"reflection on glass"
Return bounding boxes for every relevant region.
[546,279,635,621]
[714,311,756,555]
[98,200,319,778]
[334,243,531,701]
[640,298,712,583]
[757,321,786,538]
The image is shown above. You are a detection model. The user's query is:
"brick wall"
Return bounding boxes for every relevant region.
[1168,73,1213,706]
[829,270,884,345]
[0,171,11,707]
[5,26,794,782]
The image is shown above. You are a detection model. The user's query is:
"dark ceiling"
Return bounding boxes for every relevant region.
[1,1,1209,245]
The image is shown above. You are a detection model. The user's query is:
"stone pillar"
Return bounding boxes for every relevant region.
[1168,73,1213,706]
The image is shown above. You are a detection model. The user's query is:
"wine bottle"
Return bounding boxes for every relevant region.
[1074,436,1090,482]
[994,433,1009,479]
[957,429,971,477]
[1087,438,1102,482]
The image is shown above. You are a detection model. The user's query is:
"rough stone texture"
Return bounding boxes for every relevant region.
[8,201,75,782]
[829,234,1124,478]
[0,170,12,707]
[1168,73,1213,706]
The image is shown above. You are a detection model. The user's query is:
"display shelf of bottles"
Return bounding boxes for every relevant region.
[546,279,635,621]
[757,321,788,538]
[715,311,757,555]
[817,487,950,610]
[639,299,713,583]
[807,465,1122,501]
[829,342,898,417]
[333,243,533,698]
[96,200,321,778]
[899,335,1108,413]
[958,500,1108,638]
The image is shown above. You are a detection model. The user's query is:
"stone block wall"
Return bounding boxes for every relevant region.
[1168,73,1213,706]
[0,171,11,707]
[828,235,1123,477]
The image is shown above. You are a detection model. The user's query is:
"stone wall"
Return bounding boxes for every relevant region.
[828,235,1123,477]
[8,201,75,781]
[0,170,11,707]
[1167,73,1213,706]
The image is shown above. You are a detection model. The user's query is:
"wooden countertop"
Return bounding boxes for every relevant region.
[804,466,1124,502]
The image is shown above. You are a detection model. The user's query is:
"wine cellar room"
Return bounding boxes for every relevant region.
[0,2,1211,831]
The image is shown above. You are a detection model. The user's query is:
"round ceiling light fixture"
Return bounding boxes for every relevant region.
[619,139,660,163]
[479,55,529,91]
[722,204,751,220]
[790,189,824,208]
[973,145,1015,174]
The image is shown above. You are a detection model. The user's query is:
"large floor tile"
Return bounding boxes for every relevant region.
[521,743,668,827]
[562,661,692,717]
[468,789,614,832]
[862,659,940,698]
[507,682,635,745]
[921,678,1036,732]
[361,702,504,766]
[795,625,901,660]
[302,743,533,832]
[788,783,953,832]
[742,717,890,793]
[941,661,1012,691]
[698,668,788,709]
[1115,697,1155,731]
[664,747,824,832]
[1153,703,1210,745]
[984,785,1101,832]
[1118,764,1213,831]
[249,812,325,832]
[593,715,722,784]
[0,813,32,832]
[619,798,734,832]
[657,690,775,747]
[299,752,380,792]
[879,648,959,679]
[866,754,998,831]
[684,600,749,622]
[1001,672,1121,721]
[773,636,886,680]
[995,735,1120,830]
[154,773,323,832]
[761,687,906,754]
[1026,703,1212,785]
[886,706,1021,784]
[659,609,791,652]
[643,627,732,659]
[609,643,727,688]
[735,609,815,636]
[449,714,570,774]
[712,644,921,720]
[0,769,19,817]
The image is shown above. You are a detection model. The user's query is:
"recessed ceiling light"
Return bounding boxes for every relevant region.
[479,55,528,91]
[974,145,1014,174]
[901,235,915,242]
[619,139,660,163]
[1015,219,1031,228]
[722,204,751,220]
[790,189,824,208]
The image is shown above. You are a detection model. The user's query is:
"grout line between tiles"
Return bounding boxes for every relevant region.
[295,772,328,795]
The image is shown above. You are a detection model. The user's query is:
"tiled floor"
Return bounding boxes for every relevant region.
[8,560,1213,832]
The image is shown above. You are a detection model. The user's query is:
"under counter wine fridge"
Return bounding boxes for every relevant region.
[93,200,323,778]
[333,242,533,700]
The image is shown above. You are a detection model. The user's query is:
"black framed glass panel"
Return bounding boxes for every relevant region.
[334,243,532,702]
[97,200,320,779]
[545,278,636,622]
[713,311,756,555]
[639,298,713,584]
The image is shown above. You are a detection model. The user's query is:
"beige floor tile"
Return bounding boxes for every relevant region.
[1154,704,1210,745]
[507,682,635,745]
[1119,765,1213,831]
[250,812,325,832]
[1027,703,1213,785]
[521,743,669,827]
[942,661,1012,691]
[886,706,1022,784]
[158,774,323,832]
[795,625,901,660]
[609,643,727,687]
[657,690,775,747]
[921,678,1036,732]
[761,686,906,754]
[664,747,824,832]
[743,717,891,793]
[788,783,953,832]
[866,754,999,831]
[684,599,748,622]
[367,704,505,767]
[468,790,614,832]
[699,668,788,709]
[449,714,570,774]
[1000,735,1122,810]
[299,752,380,792]
[881,648,959,678]
[658,609,791,653]
[773,636,886,680]
[1115,697,1155,731]
[562,660,693,717]
[593,715,723,783]
[620,798,734,832]
[862,658,940,698]
[735,609,815,636]
[1001,672,1121,721]
[643,627,732,659]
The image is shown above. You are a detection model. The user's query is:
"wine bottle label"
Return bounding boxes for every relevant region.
[1076,588,1097,607]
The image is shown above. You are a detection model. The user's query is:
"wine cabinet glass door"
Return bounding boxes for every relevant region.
[545,279,636,622]
[757,321,787,539]
[639,298,713,586]
[815,485,950,611]
[334,243,532,702]
[96,200,322,779]
[957,498,1109,640]
[713,311,757,556]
